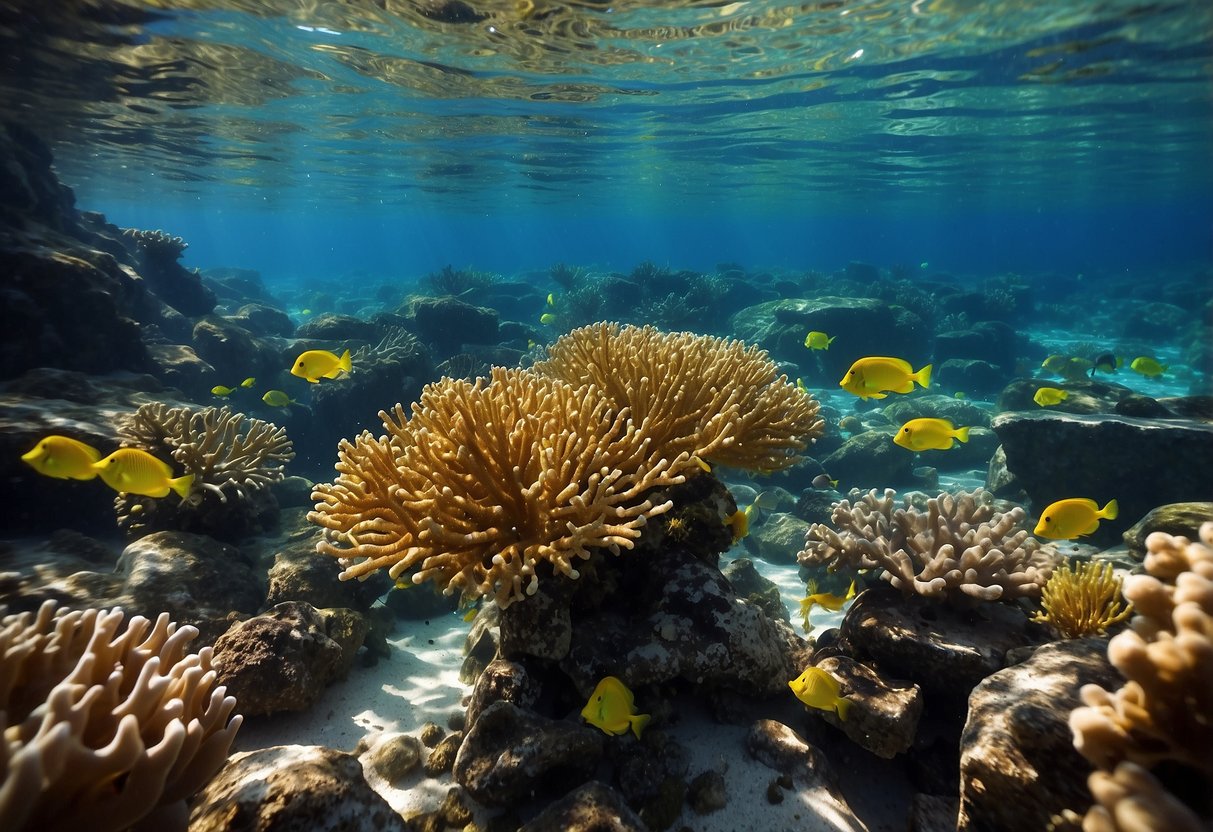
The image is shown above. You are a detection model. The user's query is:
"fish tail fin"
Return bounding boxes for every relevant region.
[834,697,851,722]
[170,473,195,500]
[827,335,836,347]
[914,364,933,389]
[630,713,651,739]
[1101,499,1119,520]
[954,426,971,443]
[339,349,352,375]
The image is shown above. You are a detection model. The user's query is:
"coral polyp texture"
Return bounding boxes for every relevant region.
[1031,560,1133,639]
[1069,522,1213,831]
[309,366,690,608]
[0,600,242,832]
[798,488,1055,603]
[533,322,825,471]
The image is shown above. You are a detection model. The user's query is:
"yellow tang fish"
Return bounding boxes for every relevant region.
[92,448,194,499]
[291,348,351,383]
[725,508,749,542]
[800,578,856,632]
[262,390,294,408]
[21,435,101,480]
[539,312,556,325]
[1033,387,1069,407]
[796,378,809,394]
[893,418,971,452]
[839,356,932,400]
[804,330,836,351]
[580,676,650,739]
[788,666,851,721]
[211,385,236,397]
[1033,498,1118,540]
[546,292,555,306]
[1129,356,1167,378]
[241,377,256,388]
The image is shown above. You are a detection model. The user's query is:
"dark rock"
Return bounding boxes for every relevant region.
[1114,393,1175,418]
[721,557,790,623]
[744,720,862,827]
[1123,301,1186,337]
[420,722,446,748]
[272,475,317,509]
[744,511,810,566]
[296,313,380,341]
[814,655,924,759]
[383,580,458,620]
[882,394,993,428]
[117,531,263,644]
[424,732,463,776]
[793,487,842,525]
[189,745,407,832]
[1123,502,1213,558]
[957,638,1119,832]
[821,429,915,490]
[452,700,604,807]
[465,657,542,730]
[317,607,370,680]
[984,445,1025,501]
[191,316,279,382]
[145,343,215,397]
[123,232,216,317]
[935,322,1022,372]
[839,586,1044,704]
[936,359,1007,396]
[406,296,499,358]
[499,577,574,661]
[266,539,386,611]
[997,378,1137,414]
[212,601,348,716]
[520,781,647,832]
[359,733,424,783]
[230,303,296,337]
[911,794,960,832]
[992,411,1213,546]
[201,267,277,306]
[687,770,728,814]
[1157,395,1213,420]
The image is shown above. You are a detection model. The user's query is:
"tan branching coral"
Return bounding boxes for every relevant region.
[120,402,294,502]
[1069,523,1213,829]
[798,488,1055,603]
[0,600,242,832]
[1032,560,1133,639]
[533,322,825,471]
[309,367,690,608]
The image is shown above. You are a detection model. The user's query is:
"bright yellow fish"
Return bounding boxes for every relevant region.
[291,348,351,383]
[262,390,294,408]
[788,666,851,721]
[241,377,256,388]
[726,508,749,542]
[546,293,555,306]
[92,448,193,499]
[799,579,856,632]
[893,418,970,452]
[1129,356,1167,378]
[539,312,556,325]
[1033,498,1118,540]
[580,676,650,739]
[839,356,932,400]
[804,331,836,350]
[21,435,101,480]
[211,385,236,397]
[796,378,809,394]
[1033,387,1069,407]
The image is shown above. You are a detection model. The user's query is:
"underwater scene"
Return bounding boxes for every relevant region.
[1,1,1212,831]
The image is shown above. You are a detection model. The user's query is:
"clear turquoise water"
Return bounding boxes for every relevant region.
[2,0,1210,280]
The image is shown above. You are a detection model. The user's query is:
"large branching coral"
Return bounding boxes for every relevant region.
[533,322,825,471]
[115,402,294,538]
[309,367,691,608]
[1069,522,1213,830]
[0,600,241,832]
[798,488,1055,603]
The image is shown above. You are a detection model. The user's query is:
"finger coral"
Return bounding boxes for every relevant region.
[115,402,294,538]
[0,600,241,832]
[1031,560,1133,639]
[1069,522,1213,829]
[798,488,1055,603]
[309,367,690,608]
[533,322,825,471]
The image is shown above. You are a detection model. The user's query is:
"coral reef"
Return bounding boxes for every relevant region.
[310,367,690,608]
[1069,522,1213,829]
[798,488,1055,603]
[115,402,294,539]
[1031,560,1133,639]
[0,600,241,832]
[533,322,824,471]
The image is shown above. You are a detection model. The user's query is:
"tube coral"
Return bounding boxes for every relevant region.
[1031,560,1133,639]
[0,600,241,832]
[309,367,690,608]
[798,488,1055,603]
[533,322,824,471]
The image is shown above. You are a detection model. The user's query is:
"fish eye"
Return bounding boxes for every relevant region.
[902,427,910,433]
[1044,516,1051,522]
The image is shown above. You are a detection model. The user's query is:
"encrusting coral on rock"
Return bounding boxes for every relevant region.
[1031,560,1133,639]
[533,322,825,470]
[799,487,1055,603]
[0,600,242,832]
[115,402,294,538]
[1068,522,1213,831]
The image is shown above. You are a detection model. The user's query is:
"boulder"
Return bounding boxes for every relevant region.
[745,511,812,565]
[230,303,296,337]
[1122,502,1213,558]
[821,429,915,490]
[934,322,1021,373]
[520,781,648,832]
[935,359,1007,396]
[882,394,993,428]
[814,655,923,759]
[996,378,1136,414]
[296,313,380,341]
[405,296,499,358]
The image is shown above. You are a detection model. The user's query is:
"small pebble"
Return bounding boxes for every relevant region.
[766,780,785,804]
[420,722,445,747]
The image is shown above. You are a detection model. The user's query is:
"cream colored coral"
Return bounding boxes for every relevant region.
[1082,762,1206,832]
[309,367,689,608]
[120,402,294,501]
[533,322,825,471]
[1069,522,1213,821]
[799,488,1054,603]
[0,601,241,832]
